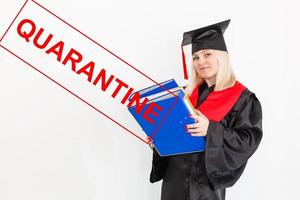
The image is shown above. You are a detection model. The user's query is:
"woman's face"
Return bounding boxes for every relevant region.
[192,49,219,81]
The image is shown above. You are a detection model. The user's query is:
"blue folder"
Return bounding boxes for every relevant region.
[128,79,206,156]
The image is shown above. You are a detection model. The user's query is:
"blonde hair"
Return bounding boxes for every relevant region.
[185,50,236,96]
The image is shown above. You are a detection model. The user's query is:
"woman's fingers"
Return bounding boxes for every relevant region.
[146,136,155,149]
[189,114,201,122]
[150,143,155,148]
[189,132,206,136]
[194,109,201,115]
[186,123,201,129]
[186,126,206,136]
[186,120,208,136]
[194,109,206,117]
[188,110,209,137]
[186,127,202,133]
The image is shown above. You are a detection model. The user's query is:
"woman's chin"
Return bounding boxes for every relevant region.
[199,73,213,79]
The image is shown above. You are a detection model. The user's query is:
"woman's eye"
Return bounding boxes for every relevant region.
[193,57,199,61]
[204,53,211,57]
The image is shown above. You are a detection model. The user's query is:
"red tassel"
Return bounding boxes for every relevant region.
[181,46,188,80]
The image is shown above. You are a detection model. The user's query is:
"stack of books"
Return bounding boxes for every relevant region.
[128,79,205,156]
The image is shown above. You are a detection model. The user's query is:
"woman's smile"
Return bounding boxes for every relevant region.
[200,66,210,70]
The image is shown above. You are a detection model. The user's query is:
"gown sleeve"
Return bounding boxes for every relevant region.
[205,92,263,190]
[150,147,169,183]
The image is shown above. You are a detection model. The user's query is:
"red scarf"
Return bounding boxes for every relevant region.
[188,81,246,122]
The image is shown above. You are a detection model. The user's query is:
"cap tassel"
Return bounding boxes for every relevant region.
[181,46,188,80]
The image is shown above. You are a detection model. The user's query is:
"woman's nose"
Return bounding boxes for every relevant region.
[197,57,206,65]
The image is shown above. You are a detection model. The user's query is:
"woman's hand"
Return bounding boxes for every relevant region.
[146,136,155,150]
[186,109,209,136]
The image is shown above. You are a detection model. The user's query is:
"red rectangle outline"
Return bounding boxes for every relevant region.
[0,0,181,144]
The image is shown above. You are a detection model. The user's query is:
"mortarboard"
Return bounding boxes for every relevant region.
[181,19,231,80]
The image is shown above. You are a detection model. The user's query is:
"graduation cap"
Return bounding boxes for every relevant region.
[181,19,231,80]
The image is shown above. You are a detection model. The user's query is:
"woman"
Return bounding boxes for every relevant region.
[149,19,263,200]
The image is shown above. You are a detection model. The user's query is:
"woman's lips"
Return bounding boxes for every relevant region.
[200,67,210,70]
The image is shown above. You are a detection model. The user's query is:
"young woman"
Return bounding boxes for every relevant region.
[149,19,263,200]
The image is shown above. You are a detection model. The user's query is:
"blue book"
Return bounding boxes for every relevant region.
[128,79,206,156]
[129,79,179,100]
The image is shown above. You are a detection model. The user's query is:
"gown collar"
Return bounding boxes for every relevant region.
[188,81,246,121]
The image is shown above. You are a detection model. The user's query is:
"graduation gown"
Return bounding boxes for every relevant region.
[149,81,263,200]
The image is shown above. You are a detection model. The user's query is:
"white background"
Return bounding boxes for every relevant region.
[0,0,299,199]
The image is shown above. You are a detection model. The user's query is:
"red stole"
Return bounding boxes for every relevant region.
[188,81,246,122]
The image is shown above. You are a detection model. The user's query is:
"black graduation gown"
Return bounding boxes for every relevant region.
[149,82,263,200]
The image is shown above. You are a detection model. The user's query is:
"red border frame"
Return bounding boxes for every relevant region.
[0,0,179,144]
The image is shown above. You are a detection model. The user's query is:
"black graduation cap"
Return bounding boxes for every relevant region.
[181,19,231,80]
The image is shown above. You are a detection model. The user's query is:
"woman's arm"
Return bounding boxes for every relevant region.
[205,93,263,189]
[150,147,169,183]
